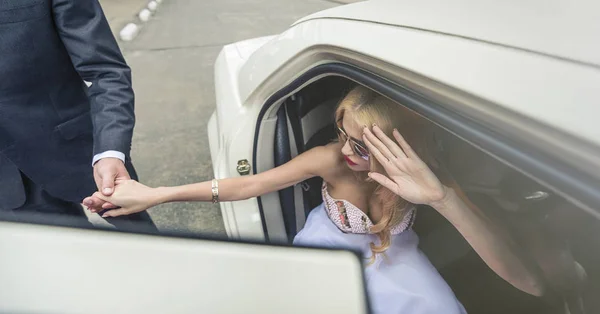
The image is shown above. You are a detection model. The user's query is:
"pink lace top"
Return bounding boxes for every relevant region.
[322,182,416,235]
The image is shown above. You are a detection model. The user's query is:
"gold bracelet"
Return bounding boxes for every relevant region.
[211,179,219,203]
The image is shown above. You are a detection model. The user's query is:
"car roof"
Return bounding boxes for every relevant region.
[295,0,600,67]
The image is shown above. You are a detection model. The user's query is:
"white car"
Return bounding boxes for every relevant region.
[208,0,600,313]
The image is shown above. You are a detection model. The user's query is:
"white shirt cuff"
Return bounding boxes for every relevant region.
[93,151,125,166]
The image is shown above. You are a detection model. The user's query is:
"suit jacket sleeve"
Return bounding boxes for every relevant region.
[52,0,135,157]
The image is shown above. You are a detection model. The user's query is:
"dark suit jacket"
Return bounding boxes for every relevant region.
[0,0,135,209]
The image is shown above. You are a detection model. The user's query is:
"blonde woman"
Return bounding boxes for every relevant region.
[86,86,543,313]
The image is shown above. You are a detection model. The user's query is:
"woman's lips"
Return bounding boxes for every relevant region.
[344,155,358,166]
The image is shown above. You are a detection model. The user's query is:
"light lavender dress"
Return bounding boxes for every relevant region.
[293,183,467,314]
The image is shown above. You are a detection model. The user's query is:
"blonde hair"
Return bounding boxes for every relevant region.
[335,85,441,263]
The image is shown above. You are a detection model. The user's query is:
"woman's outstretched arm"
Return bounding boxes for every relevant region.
[90,144,340,217]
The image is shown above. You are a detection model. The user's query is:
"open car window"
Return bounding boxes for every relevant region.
[423,125,599,314]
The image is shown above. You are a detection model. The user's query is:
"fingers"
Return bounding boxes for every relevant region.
[91,191,111,202]
[85,181,135,213]
[363,133,394,167]
[392,129,417,158]
[368,172,399,194]
[101,173,116,196]
[115,179,134,186]
[363,126,399,160]
[83,196,106,213]
[363,128,408,173]
[101,202,118,210]
[101,208,129,218]
[371,125,408,159]
[94,158,130,196]
[82,192,110,213]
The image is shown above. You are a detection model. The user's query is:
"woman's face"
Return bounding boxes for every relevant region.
[338,112,370,172]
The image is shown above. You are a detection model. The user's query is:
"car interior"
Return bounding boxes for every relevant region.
[263,75,600,314]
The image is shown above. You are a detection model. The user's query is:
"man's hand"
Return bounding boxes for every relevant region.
[91,180,161,218]
[83,158,130,213]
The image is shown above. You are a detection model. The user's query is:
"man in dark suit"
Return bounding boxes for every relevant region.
[0,0,155,230]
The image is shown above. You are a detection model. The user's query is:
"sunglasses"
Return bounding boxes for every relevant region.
[336,123,369,160]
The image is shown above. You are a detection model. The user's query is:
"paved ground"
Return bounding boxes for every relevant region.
[97,0,341,236]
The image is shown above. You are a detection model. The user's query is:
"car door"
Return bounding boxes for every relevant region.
[0,216,369,314]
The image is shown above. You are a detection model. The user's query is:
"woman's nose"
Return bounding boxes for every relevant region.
[341,140,353,155]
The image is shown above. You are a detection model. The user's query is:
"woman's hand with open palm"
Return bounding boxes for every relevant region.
[363,126,447,206]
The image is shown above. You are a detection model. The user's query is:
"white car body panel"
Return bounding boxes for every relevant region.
[295,0,600,67]
[211,0,600,240]
[210,38,276,240]
[0,221,368,314]
[238,19,600,149]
